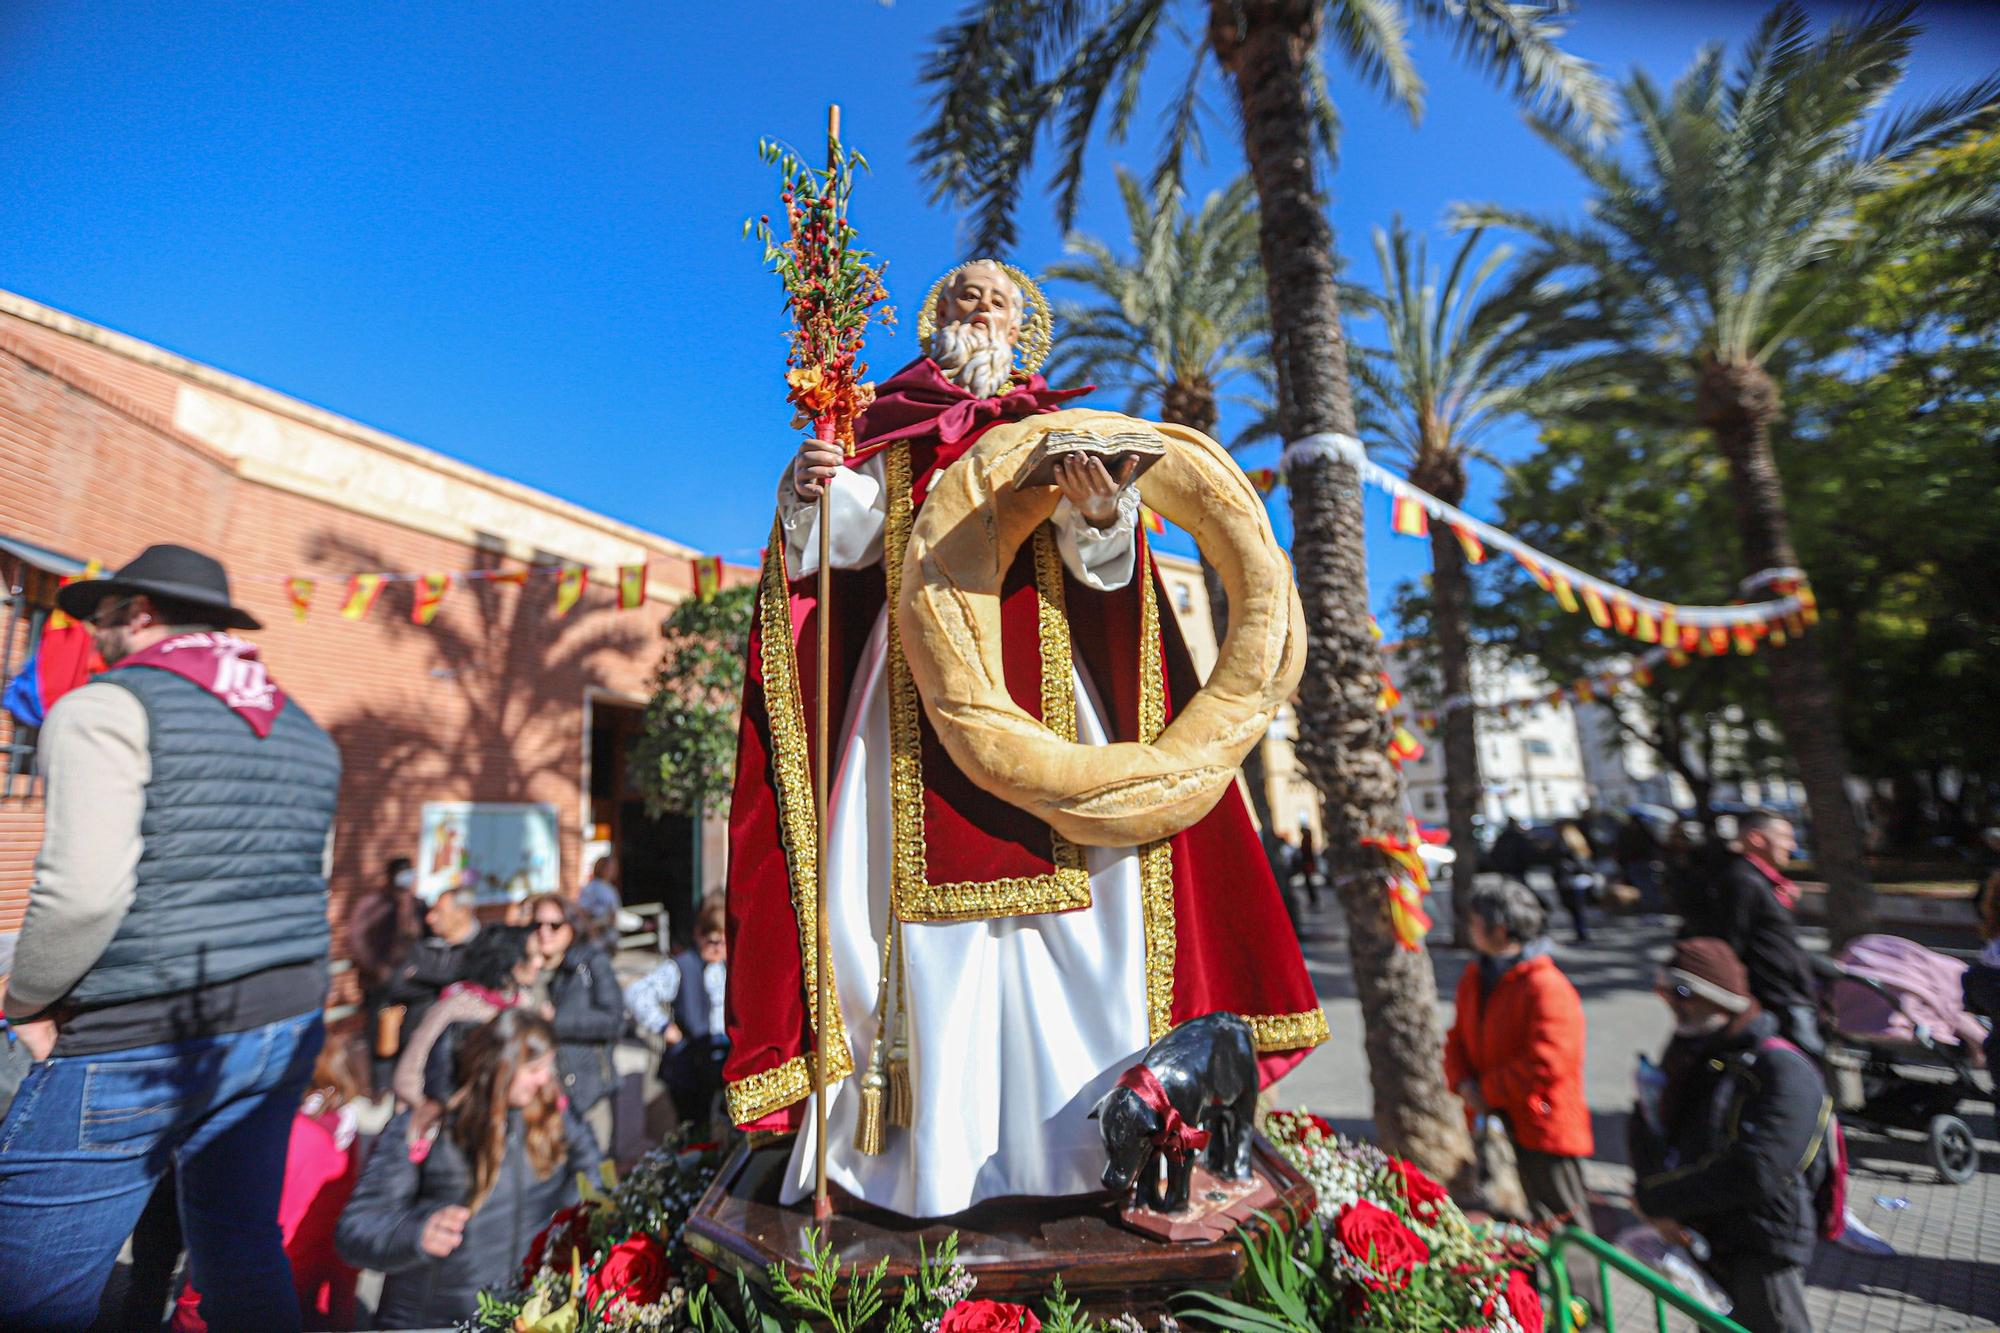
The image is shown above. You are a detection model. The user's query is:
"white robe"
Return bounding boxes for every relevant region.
[775,458,1152,1217]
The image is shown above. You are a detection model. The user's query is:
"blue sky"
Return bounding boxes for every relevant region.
[3,1,1994,626]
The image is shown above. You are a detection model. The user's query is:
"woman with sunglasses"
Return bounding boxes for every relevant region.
[521,892,626,1152]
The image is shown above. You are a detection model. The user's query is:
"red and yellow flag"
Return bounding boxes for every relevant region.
[1633,663,1656,687]
[1733,625,1757,655]
[340,574,384,621]
[1551,575,1580,615]
[618,563,648,610]
[1666,648,1691,669]
[690,556,723,603]
[1704,626,1730,656]
[1140,505,1167,536]
[47,560,105,632]
[287,578,314,623]
[1376,673,1402,713]
[1387,725,1424,764]
[411,573,450,626]
[488,569,530,587]
[1573,677,1597,703]
[1450,522,1485,564]
[1634,607,1660,644]
[1611,595,1636,636]
[1362,819,1434,951]
[1680,624,1702,653]
[1244,467,1279,495]
[1580,584,1611,628]
[554,566,587,617]
[1368,616,1385,641]
[1769,620,1788,646]
[1390,495,1429,538]
[1517,553,1555,594]
[1798,586,1820,625]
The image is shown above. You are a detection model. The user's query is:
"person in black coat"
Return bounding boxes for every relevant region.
[525,893,627,1151]
[1677,811,1823,1057]
[336,1010,600,1330]
[384,883,483,1043]
[1629,939,1832,1333]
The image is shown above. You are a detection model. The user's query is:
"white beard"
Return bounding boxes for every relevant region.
[931,319,1018,401]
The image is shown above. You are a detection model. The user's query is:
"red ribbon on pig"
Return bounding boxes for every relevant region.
[1115,1064,1211,1161]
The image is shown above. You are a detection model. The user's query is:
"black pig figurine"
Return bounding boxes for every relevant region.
[1092,1012,1258,1214]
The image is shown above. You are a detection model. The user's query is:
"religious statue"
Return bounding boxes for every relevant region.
[721,258,1327,1219]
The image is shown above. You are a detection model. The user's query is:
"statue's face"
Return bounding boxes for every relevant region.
[933,262,1022,347]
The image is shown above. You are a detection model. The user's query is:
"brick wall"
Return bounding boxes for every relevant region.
[0,322,730,1006]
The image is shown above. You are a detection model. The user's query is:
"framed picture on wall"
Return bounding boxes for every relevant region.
[416,801,560,907]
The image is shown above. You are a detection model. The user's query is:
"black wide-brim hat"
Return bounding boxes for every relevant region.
[56,543,262,632]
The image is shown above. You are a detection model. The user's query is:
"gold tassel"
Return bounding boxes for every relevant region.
[887,1041,913,1128]
[852,1051,889,1155]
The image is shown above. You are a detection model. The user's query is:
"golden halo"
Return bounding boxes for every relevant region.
[916,259,1054,376]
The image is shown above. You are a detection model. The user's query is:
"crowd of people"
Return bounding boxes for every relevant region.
[0,544,736,1331]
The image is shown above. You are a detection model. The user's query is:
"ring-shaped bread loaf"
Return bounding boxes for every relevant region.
[898,408,1307,848]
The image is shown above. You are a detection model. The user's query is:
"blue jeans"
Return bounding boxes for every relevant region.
[0,1009,324,1332]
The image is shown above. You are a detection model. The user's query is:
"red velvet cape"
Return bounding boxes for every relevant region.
[722,359,1326,1130]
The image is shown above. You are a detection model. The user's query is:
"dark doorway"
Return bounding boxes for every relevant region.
[588,697,701,949]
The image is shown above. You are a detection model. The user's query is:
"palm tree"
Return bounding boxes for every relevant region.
[1353,219,1608,943]
[915,0,1614,1177]
[1045,170,1284,827]
[1455,1,2000,943]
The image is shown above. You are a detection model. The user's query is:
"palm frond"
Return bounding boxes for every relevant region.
[1415,0,1620,145]
[1325,0,1425,121]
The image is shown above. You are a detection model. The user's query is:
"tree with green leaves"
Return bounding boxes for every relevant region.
[1352,219,1608,942]
[630,585,757,819]
[1454,1,2000,942]
[1046,169,1284,827]
[915,0,1615,1177]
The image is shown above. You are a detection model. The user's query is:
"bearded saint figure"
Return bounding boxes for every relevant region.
[722,259,1325,1217]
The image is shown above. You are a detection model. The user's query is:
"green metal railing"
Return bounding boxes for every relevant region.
[1538,1227,1751,1333]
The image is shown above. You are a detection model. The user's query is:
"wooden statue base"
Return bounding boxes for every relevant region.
[685,1135,1315,1318]
[1117,1162,1280,1243]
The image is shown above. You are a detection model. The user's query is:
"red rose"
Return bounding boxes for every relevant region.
[520,1202,592,1285]
[1484,1269,1541,1331]
[583,1233,671,1312]
[1386,1157,1448,1220]
[939,1299,1043,1333]
[1335,1199,1431,1290]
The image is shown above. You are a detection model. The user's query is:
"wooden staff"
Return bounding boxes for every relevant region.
[812,101,840,1223]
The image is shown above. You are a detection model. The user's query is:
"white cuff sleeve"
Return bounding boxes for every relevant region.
[779,455,886,574]
[1053,486,1141,592]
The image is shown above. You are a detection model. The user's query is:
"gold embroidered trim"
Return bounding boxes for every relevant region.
[885,445,1091,922]
[1247,1007,1332,1052]
[746,518,852,1123]
[1137,562,1178,1040]
[726,1052,849,1127]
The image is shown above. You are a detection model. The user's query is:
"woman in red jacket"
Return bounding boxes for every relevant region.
[1445,877,1595,1236]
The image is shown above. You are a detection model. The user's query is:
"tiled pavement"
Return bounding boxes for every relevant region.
[1282,881,2000,1331]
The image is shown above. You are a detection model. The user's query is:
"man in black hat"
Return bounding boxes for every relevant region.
[0,544,341,1332]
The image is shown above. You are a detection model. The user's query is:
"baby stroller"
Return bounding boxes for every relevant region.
[1818,934,1990,1184]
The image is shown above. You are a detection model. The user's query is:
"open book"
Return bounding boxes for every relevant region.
[1012,427,1169,491]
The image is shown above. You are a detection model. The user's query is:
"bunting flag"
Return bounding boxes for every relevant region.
[1387,725,1424,765]
[691,556,724,603]
[1362,819,1434,951]
[1634,607,1660,644]
[1517,553,1555,594]
[1376,674,1402,713]
[488,570,530,587]
[618,563,648,610]
[1680,624,1701,653]
[1451,523,1486,564]
[411,573,450,626]
[1369,616,1385,641]
[1660,609,1680,647]
[1551,574,1580,615]
[1581,584,1612,629]
[1666,648,1691,669]
[1611,595,1636,636]
[340,574,384,621]
[1798,586,1820,625]
[1244,467,1279,495]
[1633,663,1656,687]
[1769,621,1788,646]
[554,566,587,617]
[1705,626,1730,656]
[1140,505,1167,536]
[287,578,314,623]
[1733,625,1757,655]
[1390,495,1430,538]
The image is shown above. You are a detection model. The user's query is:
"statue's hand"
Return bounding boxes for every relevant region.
[1055,455,1139,529]
[792,437,844,500]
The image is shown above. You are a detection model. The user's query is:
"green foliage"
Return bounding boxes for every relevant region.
[630,584,756,819]
[1039,1277,1094,1333]
[1178,1216,1329,1333]
[767,1230,891,1333]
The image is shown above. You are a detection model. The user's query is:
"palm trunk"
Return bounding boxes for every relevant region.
[1215,0,1470,1180]
[1427,513,1484,948]
[1697,357,1874,943]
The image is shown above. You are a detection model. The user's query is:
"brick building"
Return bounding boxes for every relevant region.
[0,289,748,1003]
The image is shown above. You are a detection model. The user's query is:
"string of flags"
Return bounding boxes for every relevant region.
[1362,817,1434,951]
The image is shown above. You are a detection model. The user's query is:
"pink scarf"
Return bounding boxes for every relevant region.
[117,632,287,737]
[1745,852,1801,910]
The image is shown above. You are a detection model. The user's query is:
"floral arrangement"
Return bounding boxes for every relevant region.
[467,1114,1545,1333]
[745,130,894,448]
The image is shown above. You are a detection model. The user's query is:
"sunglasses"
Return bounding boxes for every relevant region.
[534,919,570,933]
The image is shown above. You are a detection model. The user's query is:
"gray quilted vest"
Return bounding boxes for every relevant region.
[65,666,340,1009]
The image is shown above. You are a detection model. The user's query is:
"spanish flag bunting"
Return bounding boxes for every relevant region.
[554,565,587,617]
[1140,505,1167,536]
[1680,624,1702,653]
[340,574,384,621]
[1362,819,1434,951]
[1581,584,1612,628]
[618,563,648,610]
[1551,575,1580,615]
[411,573,450,626]
[1634,607,1660,644]
[1798,586,1820,625]
[1785,611,1805,637]
[1244,467,1279,495]
[1612,595,1636,636]
[1769,621,1788,646]
[1705,626,1730,656]
[1376,673,1402,713]
[690,556,724,604]
[287,578,314,623]
[1450,522,1486,564]
[1369,616,1384,641]
[1659,609,1679,646]
[1387,726,1424,764]
[1390,494,1429,538]
[488,569,530,587]
[1633,663,1656,687]
[1517,552,1555,593]
[1733,625,1757,655]
[1385,877,1433,951]
[1666,648,1690,669]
